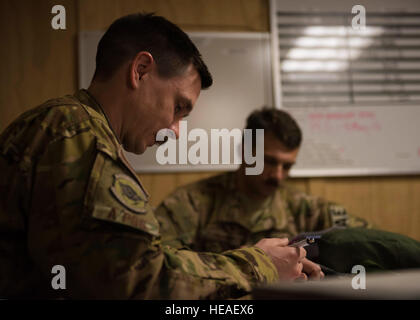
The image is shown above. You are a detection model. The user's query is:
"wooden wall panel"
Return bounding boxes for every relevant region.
[0,0,77,130]
[78,0,269,32]
[309,177,420,241]
[287,178,309,194]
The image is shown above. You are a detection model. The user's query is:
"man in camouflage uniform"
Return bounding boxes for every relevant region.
[156,108,368,265]
[0,13,309,299]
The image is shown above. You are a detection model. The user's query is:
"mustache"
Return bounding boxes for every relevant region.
[265,179,280,187]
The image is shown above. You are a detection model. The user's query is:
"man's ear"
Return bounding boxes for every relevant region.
[129,51,154,89]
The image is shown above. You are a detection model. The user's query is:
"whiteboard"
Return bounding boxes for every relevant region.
[79,31,273,173]
[270,0,420,177]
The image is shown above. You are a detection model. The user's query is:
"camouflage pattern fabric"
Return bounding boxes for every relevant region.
[0,90,279,299]
[156,173,368,253]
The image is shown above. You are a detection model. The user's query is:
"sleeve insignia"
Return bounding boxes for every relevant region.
[110,174,147,214]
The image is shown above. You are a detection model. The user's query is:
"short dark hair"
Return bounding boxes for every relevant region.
[246,107,302,150]
[93,13,212,89]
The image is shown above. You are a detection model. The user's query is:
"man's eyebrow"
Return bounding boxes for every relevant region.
[264,155,278,162]
[264,154,295,165]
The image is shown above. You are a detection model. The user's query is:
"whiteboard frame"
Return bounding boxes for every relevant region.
[270,0,282,108]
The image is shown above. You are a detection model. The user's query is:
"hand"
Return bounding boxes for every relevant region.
[255,238,307,282]
[301,258,324,280]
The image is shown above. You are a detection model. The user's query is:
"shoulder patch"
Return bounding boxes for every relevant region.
[110,174,147,214]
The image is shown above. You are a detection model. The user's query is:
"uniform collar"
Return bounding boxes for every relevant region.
[75,89,122,146]
[74,89,150,199]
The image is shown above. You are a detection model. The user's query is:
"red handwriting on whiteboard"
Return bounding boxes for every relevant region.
[358,111,375,118]
[344,121,369,132]
[326,112,355,120]
[308,111,381,134]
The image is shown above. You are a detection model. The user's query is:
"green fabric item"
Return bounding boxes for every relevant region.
[318,228,420,273]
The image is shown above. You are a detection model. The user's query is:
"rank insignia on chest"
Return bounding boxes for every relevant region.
[110,174,147,214]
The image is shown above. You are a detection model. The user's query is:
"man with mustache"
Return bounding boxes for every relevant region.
[156,107,368,277]
[0,14,309,299]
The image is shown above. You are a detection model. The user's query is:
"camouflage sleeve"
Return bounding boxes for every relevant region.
[155,187,203,249]
[286,188,370,233]
[29,132,278,299]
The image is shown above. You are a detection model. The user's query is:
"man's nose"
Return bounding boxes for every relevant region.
[169,121,180,139]
[272,165,286,181]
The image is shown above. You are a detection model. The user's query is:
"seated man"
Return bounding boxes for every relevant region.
[0,15,310,299]
[156,107,368,254]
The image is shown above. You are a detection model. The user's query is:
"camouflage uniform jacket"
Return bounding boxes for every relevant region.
[0,90,279,299]
[156,172,368,253]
